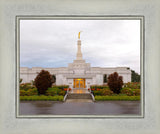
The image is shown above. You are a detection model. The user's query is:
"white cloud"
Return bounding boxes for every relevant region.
[20,19,140,74]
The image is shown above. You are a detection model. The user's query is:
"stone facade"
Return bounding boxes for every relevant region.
[20,39,131,89]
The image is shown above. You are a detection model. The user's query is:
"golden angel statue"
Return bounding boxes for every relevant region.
[78,31,82,39]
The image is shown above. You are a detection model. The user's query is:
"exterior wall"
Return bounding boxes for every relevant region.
[95,74,103,85]
[67,79,73,88]
[85,78,92,89]
[20,66,131,87]
[56,74,64,85]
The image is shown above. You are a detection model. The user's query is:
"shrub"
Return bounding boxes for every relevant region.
[90,85,109,90]
[95,96,140,101]
[93,89,113,96]
[26,88,38,96]
[51,85,69,90]
[63,88,68,91]
[91,88,95,91]
[101,89,113,96]
[124,82,140,89]
[93,90,102,96]
[108,72,123,94]
[45,87,66,96]
[59,91,66,96]
[121,88,140,96]
[34,70,52,95]
[20,83,34,91]
[121,88,133,96]
[134,89,140,96]
[20,95,64,101]
[112,94,127,96]
[20,90,26,96]
[20,88,38,96]
[46,88,61,96]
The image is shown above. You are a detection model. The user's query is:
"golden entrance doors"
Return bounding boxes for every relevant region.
[73,78,85,88]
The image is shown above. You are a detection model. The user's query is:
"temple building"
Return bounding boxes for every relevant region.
[20,32,131,89]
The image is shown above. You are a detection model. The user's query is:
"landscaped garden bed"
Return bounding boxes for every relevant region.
[19,71,141,101]
[20,95,64,101]
[95,96,140,101]
[20,82,68,101]
[90,81,141,101]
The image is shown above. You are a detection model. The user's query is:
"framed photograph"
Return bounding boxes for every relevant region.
[17,16,143,118]
[0,0,160,134]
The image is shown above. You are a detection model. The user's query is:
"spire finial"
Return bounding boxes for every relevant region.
[78,31,82,39]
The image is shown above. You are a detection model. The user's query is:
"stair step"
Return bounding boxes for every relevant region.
[67,93,92,99]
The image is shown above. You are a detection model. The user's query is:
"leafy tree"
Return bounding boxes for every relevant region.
[34,70,52,95]
[131,70,140,82]
[103,74,107,83]
[108,72,123,94]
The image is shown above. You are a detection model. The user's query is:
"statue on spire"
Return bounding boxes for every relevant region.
[78,31,82,39]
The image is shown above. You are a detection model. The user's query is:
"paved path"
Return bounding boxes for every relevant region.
[19,101,141,115]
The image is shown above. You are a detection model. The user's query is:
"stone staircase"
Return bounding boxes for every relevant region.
[67,93,93,100]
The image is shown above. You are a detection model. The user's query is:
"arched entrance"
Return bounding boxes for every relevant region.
[73,78,85,89]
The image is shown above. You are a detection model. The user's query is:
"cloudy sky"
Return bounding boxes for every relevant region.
[20,19,140,74]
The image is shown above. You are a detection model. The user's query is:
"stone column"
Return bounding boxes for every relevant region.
[76,40,83,60]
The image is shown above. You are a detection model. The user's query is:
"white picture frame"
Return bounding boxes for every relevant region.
[16,16,144,118]
[0,0,160,134]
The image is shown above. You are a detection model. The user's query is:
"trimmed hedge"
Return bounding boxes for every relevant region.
[124,82,140,89]
[46,87,62,96]
[90,85,109,90]
[52,85,69,90]
[95,96,140,101]
[20,87,66,96]
[20,96,64,101]
[20,83,34,91]
[121,88,140,96]
[93,89,113,96]
[20,88,38,96]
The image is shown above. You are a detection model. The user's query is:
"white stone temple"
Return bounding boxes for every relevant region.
[20,32,131,89]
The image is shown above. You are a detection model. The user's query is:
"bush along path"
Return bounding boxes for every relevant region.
[20,96,64,101]
[95,96,140,101]
[20,82,69,101]
[89,81,140,101]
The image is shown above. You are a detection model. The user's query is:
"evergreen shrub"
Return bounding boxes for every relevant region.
[34,70,52,95]
[108,72,123,94]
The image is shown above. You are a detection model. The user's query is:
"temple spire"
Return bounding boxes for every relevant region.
[76,40,83,60]
[76,32,83,60]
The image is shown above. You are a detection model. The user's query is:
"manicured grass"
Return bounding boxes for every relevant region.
[20,95,64,101]
[95,96,140,101]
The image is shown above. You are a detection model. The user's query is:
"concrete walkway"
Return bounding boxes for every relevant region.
[19,101,141,115]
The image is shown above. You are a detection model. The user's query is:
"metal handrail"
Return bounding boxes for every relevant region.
[63,88,71,101]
